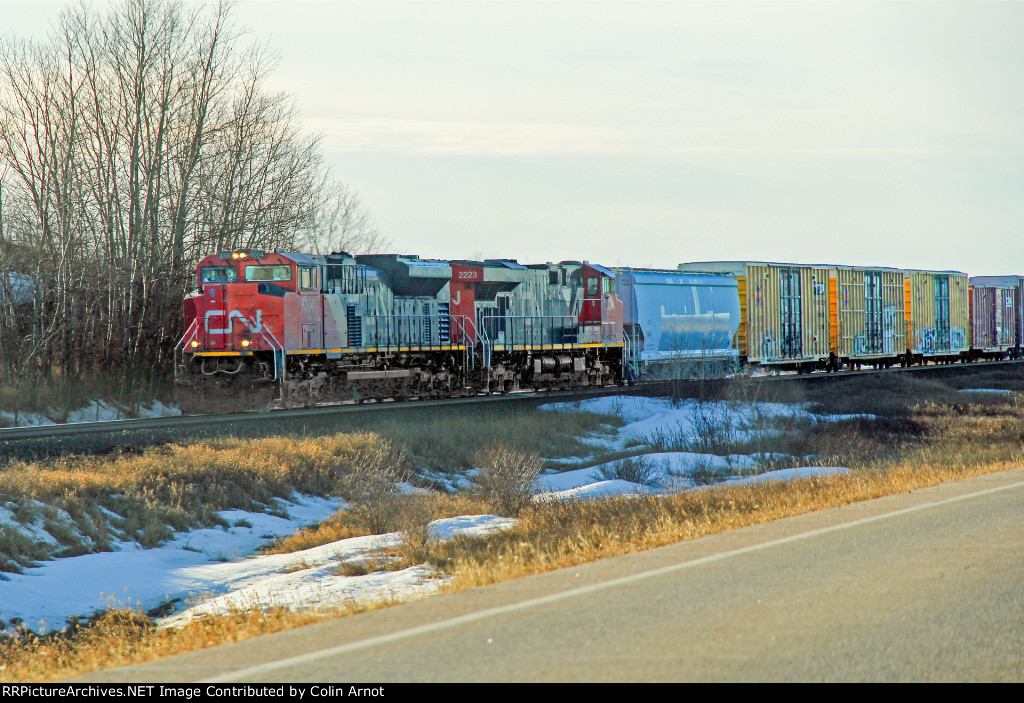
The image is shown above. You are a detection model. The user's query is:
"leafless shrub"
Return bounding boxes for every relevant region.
[336,440,412,534]
[689,399,737,454]
[685,455,725,487]
[661,452,725,487]
[395,494,438,555]
[468,443,542,517]
[295,179,392,255]
[593,454,656,486]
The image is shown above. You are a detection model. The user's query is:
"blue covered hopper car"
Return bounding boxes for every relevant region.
[615,268,740,381]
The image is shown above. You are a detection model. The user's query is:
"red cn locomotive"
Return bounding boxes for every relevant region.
[175,249,625,413]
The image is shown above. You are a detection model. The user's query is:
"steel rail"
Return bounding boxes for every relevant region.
[0,386,624,442]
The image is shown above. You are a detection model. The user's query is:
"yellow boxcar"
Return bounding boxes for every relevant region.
[903,270,969,359]
[829,266,907,364]
[678,261,830,368]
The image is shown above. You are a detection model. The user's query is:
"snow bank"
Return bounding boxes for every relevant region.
[0,499,515,632]
[162,515,516,627]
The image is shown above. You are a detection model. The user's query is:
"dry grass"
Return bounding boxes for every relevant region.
[0,597,396,682]
[259,515,370,555]
[333,554,404,577]
[410,379,1024,587]
[340,403,623,473]
[0,432,402,572]
[438,459,1021,590]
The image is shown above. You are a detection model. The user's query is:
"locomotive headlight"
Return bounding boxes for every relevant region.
[241,339,251,347]
[190,340,199,348]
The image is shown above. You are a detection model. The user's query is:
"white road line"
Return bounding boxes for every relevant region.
[202,476,1024,682]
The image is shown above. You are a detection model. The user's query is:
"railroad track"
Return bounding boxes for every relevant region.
[0,357,1020,447]
[0,385,633,444]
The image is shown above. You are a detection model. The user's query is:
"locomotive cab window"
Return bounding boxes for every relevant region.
[587,276,600,297]
[245,265,292,282]
[201,266,237,283]
[299,266,318,290]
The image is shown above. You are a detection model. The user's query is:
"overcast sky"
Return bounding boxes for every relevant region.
[4,0,1023,273]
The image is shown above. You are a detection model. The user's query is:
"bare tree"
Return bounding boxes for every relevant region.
[0,29,87,377]
[295,178,392,255]
[0,0,373,384]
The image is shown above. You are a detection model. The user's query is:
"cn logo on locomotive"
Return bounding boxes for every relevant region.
[204,309,263,335]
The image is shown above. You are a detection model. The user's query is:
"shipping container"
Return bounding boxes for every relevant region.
[903,270,969,359]
[829,266,907,364]
[678,261,831,368]
[968,275,1024,357]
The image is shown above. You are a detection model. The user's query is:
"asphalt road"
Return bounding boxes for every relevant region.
[73,467,1024,683]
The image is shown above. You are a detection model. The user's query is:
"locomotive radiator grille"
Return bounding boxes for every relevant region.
[438,303,450,343]
[347,304,362,347]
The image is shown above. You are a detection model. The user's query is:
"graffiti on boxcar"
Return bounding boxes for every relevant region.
[883,305,897,354]
[951,327,965,350]
[853,334,866,356]
[920,327,936,354]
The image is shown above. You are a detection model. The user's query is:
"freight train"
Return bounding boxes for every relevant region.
[174,249,1023,413]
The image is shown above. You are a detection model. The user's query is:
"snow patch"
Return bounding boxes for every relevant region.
[427,515,517,541]
[0,398,181,428]
[720,466,850,486]
[0,498,516,632]
[541,395,873,454]
[0,495,343,631]
[535,395,861,501]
